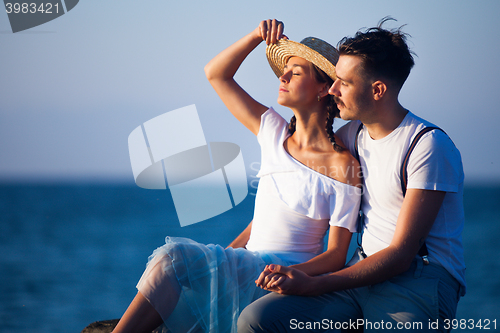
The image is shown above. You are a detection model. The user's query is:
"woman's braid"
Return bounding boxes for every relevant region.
[325,96,343,152]
[288,115,297,135]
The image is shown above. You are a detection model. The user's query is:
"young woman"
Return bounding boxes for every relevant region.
[112,19,361,333]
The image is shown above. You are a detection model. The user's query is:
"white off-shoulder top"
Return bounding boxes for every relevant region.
[245,108,361,263]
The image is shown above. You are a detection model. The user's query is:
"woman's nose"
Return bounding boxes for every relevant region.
[280,71,290,83]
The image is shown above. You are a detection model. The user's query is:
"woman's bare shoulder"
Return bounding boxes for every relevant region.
[329,148,362,188]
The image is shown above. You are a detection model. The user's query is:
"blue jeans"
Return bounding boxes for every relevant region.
[237,259,461,332]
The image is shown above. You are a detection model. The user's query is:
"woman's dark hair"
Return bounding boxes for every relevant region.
[338,17,415,89]
[288,63,343,152]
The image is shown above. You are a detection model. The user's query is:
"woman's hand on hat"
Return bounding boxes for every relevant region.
[256,19,287,45]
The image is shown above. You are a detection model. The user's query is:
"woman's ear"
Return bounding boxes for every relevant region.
[372,81,387,100]
[319,83,331,98]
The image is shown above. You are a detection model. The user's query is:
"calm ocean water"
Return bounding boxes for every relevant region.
[0,183,499,332]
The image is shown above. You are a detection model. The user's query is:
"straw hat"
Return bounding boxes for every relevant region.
[266,37,339,81]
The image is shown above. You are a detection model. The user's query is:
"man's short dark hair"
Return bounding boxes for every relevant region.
[338,17,415,89]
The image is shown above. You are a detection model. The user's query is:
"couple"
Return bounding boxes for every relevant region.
[113,18,465,333]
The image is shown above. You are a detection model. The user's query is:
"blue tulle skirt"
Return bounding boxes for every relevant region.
[136,237,298,333]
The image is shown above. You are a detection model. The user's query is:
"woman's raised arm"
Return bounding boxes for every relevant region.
[204,19,285,135]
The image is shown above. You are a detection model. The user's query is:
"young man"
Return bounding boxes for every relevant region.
[238,18,465,333]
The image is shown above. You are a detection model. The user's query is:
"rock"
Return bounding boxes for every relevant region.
[81,319,119,333]
[81,319,167,333]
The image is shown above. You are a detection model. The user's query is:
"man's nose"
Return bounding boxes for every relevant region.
[328,79,340,96]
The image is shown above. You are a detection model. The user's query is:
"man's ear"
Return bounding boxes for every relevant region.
[372,81,387,100]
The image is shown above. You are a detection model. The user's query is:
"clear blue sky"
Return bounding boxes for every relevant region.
[1,0,499,184]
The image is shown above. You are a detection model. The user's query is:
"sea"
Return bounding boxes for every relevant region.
[0,182,499,332]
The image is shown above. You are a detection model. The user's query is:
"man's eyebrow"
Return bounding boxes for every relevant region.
[336,74,353,84]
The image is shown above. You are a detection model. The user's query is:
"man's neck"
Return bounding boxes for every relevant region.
[363,103,408,140]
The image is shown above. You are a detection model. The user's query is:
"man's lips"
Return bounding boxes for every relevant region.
[334,96,344,107]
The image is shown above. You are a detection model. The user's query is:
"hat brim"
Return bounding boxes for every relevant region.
[266,38,338,82]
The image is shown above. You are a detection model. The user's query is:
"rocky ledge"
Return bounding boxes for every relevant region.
[81,319,166,333]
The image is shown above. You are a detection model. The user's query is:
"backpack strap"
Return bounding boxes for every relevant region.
[401,126,446,264]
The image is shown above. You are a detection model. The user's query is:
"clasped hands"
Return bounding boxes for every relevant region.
[255,264,314,295]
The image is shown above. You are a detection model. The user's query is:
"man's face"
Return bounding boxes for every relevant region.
[328,55,374,121]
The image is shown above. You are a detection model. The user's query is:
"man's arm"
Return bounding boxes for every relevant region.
[259,189,445,295]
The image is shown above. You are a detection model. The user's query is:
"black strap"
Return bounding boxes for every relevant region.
[400,127,445,197]
[353,123,364,164]
[355,124,446,263]
[354,123,364,247]
[401,126,445,262]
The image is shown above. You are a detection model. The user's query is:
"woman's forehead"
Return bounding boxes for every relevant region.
[284,56,310,68]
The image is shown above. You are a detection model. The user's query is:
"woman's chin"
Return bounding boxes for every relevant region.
[277,97,290,108]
